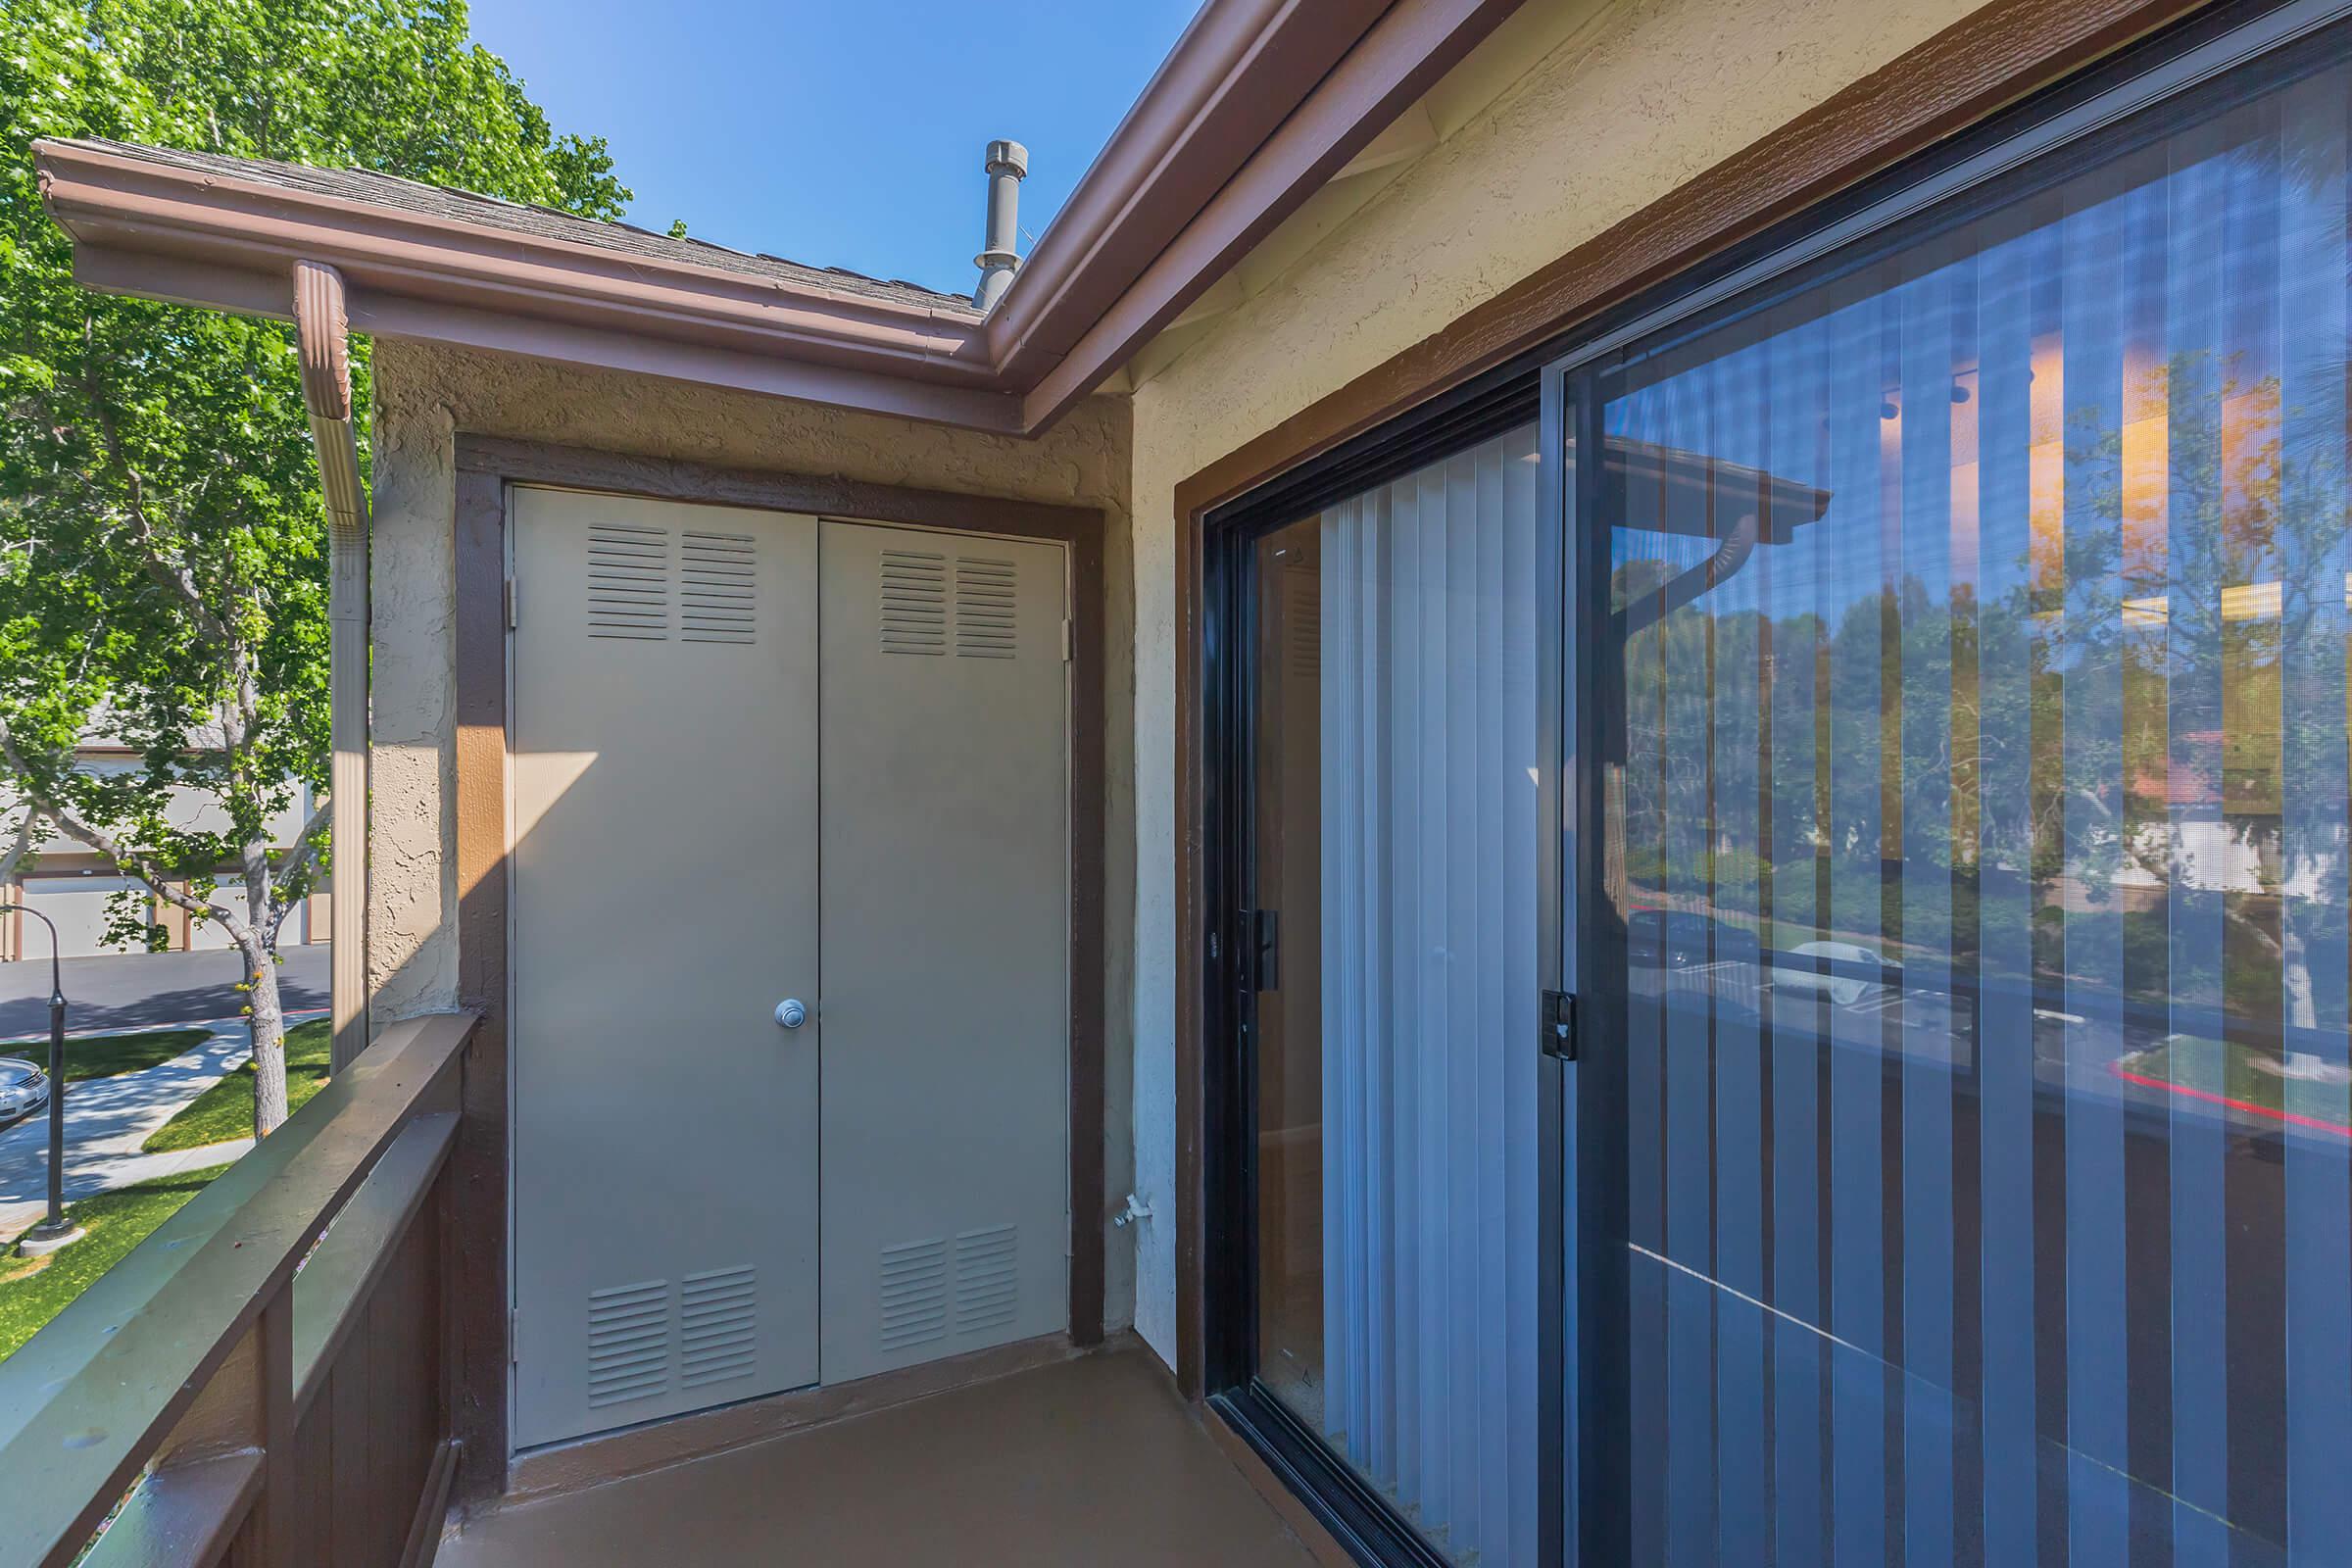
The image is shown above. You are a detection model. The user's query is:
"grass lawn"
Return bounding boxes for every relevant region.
[0,1162,232,1360]
[2117,1033,2352,1133]
[141,1019,331,1153]
[0,1029,210,1084]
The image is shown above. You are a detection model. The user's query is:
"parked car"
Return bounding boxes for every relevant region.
[1772,939,1901,1008]
[0,1057,51,1131]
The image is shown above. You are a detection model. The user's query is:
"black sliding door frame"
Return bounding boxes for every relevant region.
[1200,360,1561,1568]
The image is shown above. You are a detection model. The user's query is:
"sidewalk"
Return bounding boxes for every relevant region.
[0,1016,315,1243]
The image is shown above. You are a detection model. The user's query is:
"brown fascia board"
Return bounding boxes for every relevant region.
[37,139,1021,431]
[980,0,1391,383]
[33,0,1524,438]
[1019,0,1526,431]
[37,142,992,370]
[66,237,1022,433]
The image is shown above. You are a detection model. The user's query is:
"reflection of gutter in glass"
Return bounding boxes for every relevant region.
[1608,437,1834,641]
[1618,509,1760,639]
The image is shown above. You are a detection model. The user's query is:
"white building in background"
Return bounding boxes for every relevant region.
[2,745,326,960]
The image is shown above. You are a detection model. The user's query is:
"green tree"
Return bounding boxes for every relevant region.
[0,0,627,1132]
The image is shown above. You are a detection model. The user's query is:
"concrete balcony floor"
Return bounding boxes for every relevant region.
[437,1346,1329,1566]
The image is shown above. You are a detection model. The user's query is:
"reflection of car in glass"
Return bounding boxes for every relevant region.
[0,1057,52,1131]
[1772,940,1900,1008]
[1627,909,1762,1022]
[1627,909,1759,970]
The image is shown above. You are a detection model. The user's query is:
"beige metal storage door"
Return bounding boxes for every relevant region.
[816,521,1070,1383]
[511,489,823,1447]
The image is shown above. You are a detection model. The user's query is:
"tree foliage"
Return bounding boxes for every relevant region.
[0,0,627,1130]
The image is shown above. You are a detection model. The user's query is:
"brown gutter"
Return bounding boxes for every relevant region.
[980,0,1390,382]
[1019,0,1525,431]
[292,261,369,1071]
[33,0,1526,436]
[38,142,994,372]
[38,143,1024,431]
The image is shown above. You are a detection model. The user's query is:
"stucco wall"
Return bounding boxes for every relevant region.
[1119,0,1999,1367]
[365,338,1139,1328]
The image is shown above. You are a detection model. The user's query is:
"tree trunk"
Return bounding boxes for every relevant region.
[243,940,290,1137]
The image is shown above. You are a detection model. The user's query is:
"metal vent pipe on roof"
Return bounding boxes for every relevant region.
[973,138,1028,310]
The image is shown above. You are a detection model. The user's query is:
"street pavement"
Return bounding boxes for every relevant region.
[0,1017,297,1243]
[0,943,326,1039]
[0,949,331,1244]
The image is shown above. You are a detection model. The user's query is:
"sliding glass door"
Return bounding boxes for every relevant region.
[1568,20,2352,1566]
[1210,11,2352,1568]
[1222,421,1550,1566]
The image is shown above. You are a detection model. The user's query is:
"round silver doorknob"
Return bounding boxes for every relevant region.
[774,999,808,1030]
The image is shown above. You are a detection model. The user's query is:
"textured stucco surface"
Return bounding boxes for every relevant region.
[366,338,1139,1329]
[1118,0,1998,1366]
[368,376,459,1025]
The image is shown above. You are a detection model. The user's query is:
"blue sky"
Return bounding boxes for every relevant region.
[463,0,1202,298]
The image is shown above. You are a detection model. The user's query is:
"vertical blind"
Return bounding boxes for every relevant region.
[1597,52,2352,1567]
[1313,422,1544,1565]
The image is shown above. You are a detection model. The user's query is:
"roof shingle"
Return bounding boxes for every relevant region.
[65,138,981,317]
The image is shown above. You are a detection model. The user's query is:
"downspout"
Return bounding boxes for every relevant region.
[293,260,369,1073]
[1614,509,1760,642]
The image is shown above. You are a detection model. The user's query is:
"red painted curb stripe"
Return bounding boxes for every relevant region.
[2111,1061,2352,1140]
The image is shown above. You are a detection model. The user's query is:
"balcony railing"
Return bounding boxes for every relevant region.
[0,1010,477,1568]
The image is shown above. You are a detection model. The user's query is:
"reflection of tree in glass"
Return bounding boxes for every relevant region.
[1612,332,2345,1043]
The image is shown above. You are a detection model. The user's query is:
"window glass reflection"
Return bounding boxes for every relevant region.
[1594,63,2352,1565]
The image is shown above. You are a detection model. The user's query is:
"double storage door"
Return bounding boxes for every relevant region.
[509,487,1068,1449]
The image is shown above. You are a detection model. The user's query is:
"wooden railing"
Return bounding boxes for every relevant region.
[0,1010,477,1568]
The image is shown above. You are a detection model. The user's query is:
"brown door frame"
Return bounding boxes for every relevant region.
[1162,0,2224,1399]
[449,435,1108,1505]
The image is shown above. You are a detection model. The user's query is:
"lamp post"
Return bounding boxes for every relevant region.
[1,903,76,1248]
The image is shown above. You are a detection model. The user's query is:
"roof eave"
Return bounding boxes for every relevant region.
[32,0,1525,438]
[37,142,989,346]
[37,139,1010,426]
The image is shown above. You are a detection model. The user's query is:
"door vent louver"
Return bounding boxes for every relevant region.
[954,557,1018,659]
[585,1278,670,1407]
[680,530,756,645]
[587,523,669,640]
[954,1224,1019,1334]
[679,1265,758,1390]
[1286,574,1320,678]
[878,1237,951,1348]
[879,550,949,656]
